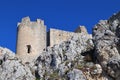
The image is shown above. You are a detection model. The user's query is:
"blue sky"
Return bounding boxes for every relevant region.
[0,0,120,52]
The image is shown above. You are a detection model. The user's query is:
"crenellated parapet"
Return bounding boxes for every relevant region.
[16,17,46,63]
[16,16,90,63]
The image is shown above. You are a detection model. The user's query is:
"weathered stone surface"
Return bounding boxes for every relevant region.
[90,64,102,75]
[75,25,88,34]
[67,69,86,80]
[0,47,35,80]
[93,12,120,79]
[35,33,94,80]
[16,17,46,63]
[48,26,88,47]
[1,12,120,80]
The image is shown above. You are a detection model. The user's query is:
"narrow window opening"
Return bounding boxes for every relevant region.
[59,34,61,36]
[27,45,31,53]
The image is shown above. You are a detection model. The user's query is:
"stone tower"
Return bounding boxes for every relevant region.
[16,17,46,63]
[74,26,88,34]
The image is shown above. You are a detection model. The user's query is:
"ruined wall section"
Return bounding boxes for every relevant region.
[16,17,46,63]
[49,28,75,47]
[74,26,88,34]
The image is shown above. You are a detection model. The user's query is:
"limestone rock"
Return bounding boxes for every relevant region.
[90,64,102,75]
[0,47,35,80]
[35,33,94,80]
[1,12,120,80]
[93,12,120,79]
[67,69,86,80]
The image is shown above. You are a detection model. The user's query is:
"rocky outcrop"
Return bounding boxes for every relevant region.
[34,33,95,80]
[93,12,120,80]
[0,11,120,80]
[67,69,86,80]
[0,47,35,80]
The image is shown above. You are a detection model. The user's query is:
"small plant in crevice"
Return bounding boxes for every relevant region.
[49,70,60,80]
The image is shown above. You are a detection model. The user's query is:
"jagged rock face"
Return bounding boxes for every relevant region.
[1,12,120,80]
[93,12,120,79]
[0,47,35,80]
[67,69,86,80]
[34,33,104,80]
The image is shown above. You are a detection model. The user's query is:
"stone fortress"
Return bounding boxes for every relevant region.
[16,17,89,63]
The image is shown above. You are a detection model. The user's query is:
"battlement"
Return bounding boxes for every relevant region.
[16,17,89,63]
[17,17,45,27]
[36,19,44,25]
[16,17,46,63]
[22,16,30,23]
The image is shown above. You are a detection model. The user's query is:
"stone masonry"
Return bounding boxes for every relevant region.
[47,26,88,47]
[16,17,46,63]
[48,28,75,47]
[74,25,88,34]
[16,17,89,63]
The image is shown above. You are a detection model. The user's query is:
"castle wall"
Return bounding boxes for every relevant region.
[16,17,46,63]
[49,28,75,47]
[48,26,88,47]
[16,17,89,63]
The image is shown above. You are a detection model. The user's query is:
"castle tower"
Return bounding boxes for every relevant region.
[16,17,46,63]
[74,26,88,34]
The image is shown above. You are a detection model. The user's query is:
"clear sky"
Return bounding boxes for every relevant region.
[0,0,120,52]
